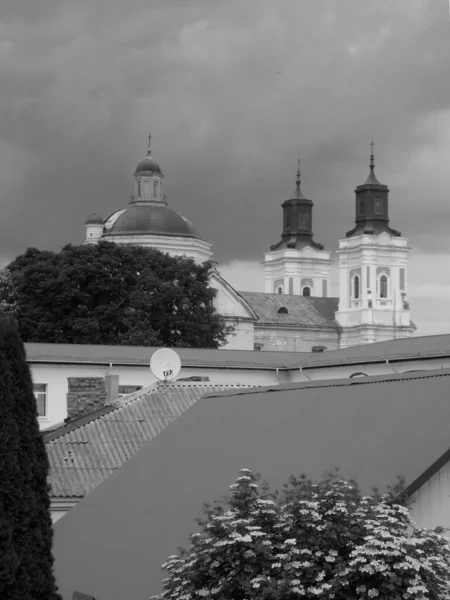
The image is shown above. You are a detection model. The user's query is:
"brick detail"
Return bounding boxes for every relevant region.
[67,377,107,421]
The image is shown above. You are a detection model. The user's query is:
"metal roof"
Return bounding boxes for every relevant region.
[46,383,255,499]
[52,368,450,600]
[285,333,450,369]
[26,343,309,370]
[239,292,340,329]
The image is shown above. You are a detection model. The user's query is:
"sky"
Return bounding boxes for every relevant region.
[1,0,450,335]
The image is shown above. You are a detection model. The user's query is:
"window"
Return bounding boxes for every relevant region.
[374,197,383,214]
[118,385,142,397]
[278,307,288,314]
[33,384,47,417]
[380,275,388,298]
[284,214,291,231]
[298,212,307,227]
[277,287,283,294]
[349,372,368,379]
[137,181,141,197]
[302,287,311,297]
[312,346,327,353]
[399,268,405,291]
[153,181,158,197]
[354,275,360,299]
[359,198,365,215]
[254,343,263,351]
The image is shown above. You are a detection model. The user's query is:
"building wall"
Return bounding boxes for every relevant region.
[335,232,413,346]
[410,461,450,535]
[32,362,283,430]
[264,246,332,297]
[253,327,339,352]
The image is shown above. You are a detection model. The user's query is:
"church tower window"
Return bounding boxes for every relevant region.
[374,197,383,214]
[354,275,360,299]
[284,214,291,231]
[298,212,307,227]
[379,275,388,298]
[153,181,158,198]
[359,198,365,215]
[302,286,311,297]
[137,181,141,197]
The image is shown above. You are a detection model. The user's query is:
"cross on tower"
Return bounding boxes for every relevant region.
[148,133,152,154]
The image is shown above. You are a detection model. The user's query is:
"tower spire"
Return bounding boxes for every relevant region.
[147,133,152,155]
[364,140,381,185]
[294,156,305,199]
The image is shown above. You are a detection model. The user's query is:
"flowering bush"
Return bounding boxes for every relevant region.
[152,469,450,600]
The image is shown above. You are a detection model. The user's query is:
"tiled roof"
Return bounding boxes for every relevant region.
[46,383,255,498]
[239,292,340,329]
[285,333,450,369]
[26,343,309,370]
[52,368,450,600]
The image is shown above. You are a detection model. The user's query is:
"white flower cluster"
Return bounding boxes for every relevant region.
[155,470,450,600]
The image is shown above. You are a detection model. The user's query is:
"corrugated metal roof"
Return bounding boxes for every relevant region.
[26,343,309,369]
[52,367,450,600]
[46,383,255,498]
[239,292,340,329]
[285,333,450,369]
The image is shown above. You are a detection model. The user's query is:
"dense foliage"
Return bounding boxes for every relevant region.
[0,268,18,318]
[153,469,450,600]
[6,242,232,347]
[0,317,61,599]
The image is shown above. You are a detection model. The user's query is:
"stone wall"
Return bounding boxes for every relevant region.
[66,377,107,421]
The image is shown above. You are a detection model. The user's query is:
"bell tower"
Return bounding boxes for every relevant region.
[263,159,332,297]
[335,143,416,347]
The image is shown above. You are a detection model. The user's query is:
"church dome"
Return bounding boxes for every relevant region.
[134,134,162,177]
[108,204,203,239]
[134,155,162,177]
[85,213,104,225]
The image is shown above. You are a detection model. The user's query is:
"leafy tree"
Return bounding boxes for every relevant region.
[7,242,232,347]
[0,316,61,599]
[153,469,450,600]
[0,268,18,318]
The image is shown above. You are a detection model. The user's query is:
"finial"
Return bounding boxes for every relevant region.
[370,140,375,169]
[363,140,382,185]
[147,133,152,155]
[295,155,304,199]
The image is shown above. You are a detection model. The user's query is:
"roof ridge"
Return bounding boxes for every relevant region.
[203,368,450,399]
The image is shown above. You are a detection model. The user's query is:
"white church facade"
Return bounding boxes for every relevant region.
[84,137,415,351]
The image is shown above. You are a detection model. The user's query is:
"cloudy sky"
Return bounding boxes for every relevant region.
[1,0,449,335]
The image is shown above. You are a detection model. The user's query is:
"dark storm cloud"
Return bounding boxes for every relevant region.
[0,0,449,261]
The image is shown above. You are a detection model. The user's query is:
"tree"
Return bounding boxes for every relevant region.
[0,268,18,318]
[0,316,61,599]
[7,242,232,347]
[153,469,450,600]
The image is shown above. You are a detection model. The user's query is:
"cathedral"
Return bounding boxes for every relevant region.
[84,137,415,351]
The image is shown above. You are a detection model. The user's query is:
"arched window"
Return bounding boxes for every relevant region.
[277,287,283,294]
[278,307,288,314]
[380,275,388,298]
[302,287,311,297]
[349,372,368,379]
[354,275,360,299]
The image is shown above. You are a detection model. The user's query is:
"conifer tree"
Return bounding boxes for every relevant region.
[0,316,61,599]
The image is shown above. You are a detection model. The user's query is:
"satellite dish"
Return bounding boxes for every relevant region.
[150,348,181,382]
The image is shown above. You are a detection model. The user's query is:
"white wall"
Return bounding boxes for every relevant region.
[32,362,282,429]
[410,461,450,535]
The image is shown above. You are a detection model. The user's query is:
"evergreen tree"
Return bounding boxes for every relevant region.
[0,317,61,599]
[8,242,232,347]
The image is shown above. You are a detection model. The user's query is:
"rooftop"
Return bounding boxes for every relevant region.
[46,383,256,498]
[286,333,450,369]
[52,367,450,600]
[26,343,309,370]
[239,292,339,329]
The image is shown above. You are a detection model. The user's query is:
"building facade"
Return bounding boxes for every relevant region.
[83,137,415,351]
